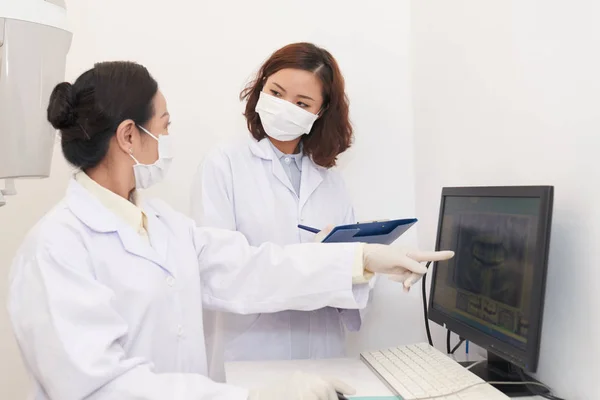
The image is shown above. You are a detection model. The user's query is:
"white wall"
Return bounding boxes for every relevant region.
[412,1,600,399]
[0,0,416,397]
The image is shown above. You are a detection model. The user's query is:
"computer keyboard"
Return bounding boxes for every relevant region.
[360,343,510,400]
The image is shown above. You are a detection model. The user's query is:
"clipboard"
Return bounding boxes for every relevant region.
[319,218,417,245]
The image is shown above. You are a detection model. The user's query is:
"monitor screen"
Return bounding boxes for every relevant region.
[431,196,541,350]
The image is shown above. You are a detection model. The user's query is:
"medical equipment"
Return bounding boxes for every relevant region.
[428,186,554,396]
[361,343,510,399]
[0,0,72,207]
[363,186,559,400]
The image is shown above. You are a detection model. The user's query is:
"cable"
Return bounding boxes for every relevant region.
[422,261,464,353]
[536,392,566,400]
[422,261,433,346]
[465,360,485,370]
[445,329,465,354]
[517,369,566,400]
[450,338,465,354]
[404,380,554,400]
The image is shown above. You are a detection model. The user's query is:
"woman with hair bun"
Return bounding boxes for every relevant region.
[8,61,453,400]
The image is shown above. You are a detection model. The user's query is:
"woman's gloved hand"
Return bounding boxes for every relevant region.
[248,371,355,400]
[314,225,335,243]
[363,244,454,291]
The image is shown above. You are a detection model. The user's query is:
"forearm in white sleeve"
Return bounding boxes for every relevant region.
[195,226,369,314]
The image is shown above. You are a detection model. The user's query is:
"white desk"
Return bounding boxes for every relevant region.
[226,357,543,399]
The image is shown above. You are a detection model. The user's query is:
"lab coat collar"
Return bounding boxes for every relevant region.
[250,137,296,194]
[268,140,304,171]
[66,179,171,273]
[299,155,324,211]
[66,178,121,233]
[249,137,326,207]
[248,137,276,161]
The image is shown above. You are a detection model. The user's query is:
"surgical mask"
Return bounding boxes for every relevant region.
[255,91,319,142]
[129,126,173,189]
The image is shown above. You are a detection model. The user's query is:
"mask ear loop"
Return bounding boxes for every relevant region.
[129,148,140,165]
[307,104,328,136]
[130,125,160,164]
[317,102,329,118]
[137,125,160,141]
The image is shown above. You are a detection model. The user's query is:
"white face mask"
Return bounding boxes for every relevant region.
[255,91,319,142]
[129,125,173,189]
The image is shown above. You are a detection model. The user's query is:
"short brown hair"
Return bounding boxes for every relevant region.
[241,43,353,168]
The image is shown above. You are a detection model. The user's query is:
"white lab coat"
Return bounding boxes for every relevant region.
[8,179,370,400]
[191,137,369,375]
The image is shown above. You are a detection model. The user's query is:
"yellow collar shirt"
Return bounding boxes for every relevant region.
[75,171,149,242]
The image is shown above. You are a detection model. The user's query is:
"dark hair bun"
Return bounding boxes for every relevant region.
[54,62,158,169]
[47,82,77,131]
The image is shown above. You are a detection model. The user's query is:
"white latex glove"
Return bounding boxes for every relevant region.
[248,371,356,400]
[363,244,454,292]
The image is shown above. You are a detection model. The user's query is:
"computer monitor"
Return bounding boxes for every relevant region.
[428,186,553,395]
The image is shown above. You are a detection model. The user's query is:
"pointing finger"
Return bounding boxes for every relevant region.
[406,250,454,263]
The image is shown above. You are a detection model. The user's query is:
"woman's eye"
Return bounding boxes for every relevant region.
[270,90,282,97]
[297,102,308,108]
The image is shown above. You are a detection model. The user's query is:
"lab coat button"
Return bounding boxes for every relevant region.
[177,325,184,337]
[166,276,175,287]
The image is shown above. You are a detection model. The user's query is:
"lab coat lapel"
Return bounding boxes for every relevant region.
[66,179,170,273]
[299,157,324,211]
[116,215,172,274]
[115,226,165,268]
[250,138,296,196]
[144,207,171,273]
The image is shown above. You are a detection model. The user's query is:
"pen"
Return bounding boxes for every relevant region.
[337,392,348,400]
[297,224,320,234]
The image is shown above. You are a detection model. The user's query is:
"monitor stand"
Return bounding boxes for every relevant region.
[459,353,549,398]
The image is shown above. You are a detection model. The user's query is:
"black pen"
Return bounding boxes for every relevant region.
[337,392,348,400]
[297,224,320,234]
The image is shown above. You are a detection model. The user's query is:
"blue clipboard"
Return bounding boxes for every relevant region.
[300,218,417,245]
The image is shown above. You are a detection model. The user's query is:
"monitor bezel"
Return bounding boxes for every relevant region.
[428,186,553,372]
